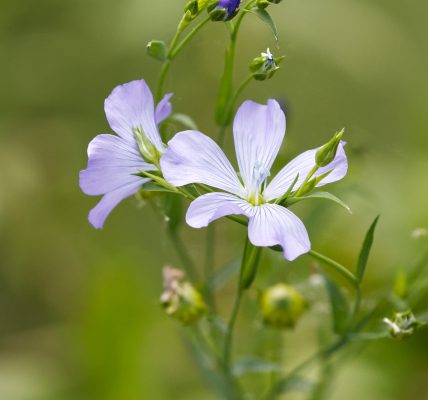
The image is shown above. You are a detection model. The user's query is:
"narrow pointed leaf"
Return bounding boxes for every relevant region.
[141,181,175,193]
[246,8,278,41]
[287,191,351,213]
[322,272,350,334]
[355,215,380,283]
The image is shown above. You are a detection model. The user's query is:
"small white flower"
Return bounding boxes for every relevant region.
[261,48,274,62]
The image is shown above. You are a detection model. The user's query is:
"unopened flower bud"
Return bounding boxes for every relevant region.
[160,266,206,325]
[208,0,241,21]
[184,0,199,15]
[256,0,283,8]
[260,283,306,329]
[133,127,162,168]
[383,310,424,339]
[315,129,344,167]
[250,48,284,81]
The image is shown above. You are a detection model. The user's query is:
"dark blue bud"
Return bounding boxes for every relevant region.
[218,0,241,15]
[208,0,241,21]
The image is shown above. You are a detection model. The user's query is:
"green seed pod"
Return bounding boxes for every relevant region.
[260,283,306,329]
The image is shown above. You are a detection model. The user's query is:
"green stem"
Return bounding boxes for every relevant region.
[169,16,211,59]
[263,337,349,400]
[156,15,210,101]
[308,249,362,331]
[216,0,257,146]
[221,235,262,398]
[232,74,254,103]
[307,249,359,290]
[167,228,198,281]
[294,165,318,197]
[223,286,244,373]
[147,198,198,280]
[156,62,171,101]
[204,224,217,309]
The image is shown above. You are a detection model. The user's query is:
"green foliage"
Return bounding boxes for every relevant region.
[246,7,278,41]
[355,216,380,283]
[322,273,351,335]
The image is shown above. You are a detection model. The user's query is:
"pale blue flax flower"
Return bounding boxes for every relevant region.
[79,79,172,228]
[161,100,347,260]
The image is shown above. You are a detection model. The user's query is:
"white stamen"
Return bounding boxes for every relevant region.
[246,161,270,205]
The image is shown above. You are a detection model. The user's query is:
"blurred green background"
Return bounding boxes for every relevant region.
[1,0,427,399]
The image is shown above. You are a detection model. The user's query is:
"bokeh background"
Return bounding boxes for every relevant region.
[1,0,427,399]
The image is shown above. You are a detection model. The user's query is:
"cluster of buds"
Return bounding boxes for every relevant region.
[160,266,206,324]
[383,310,425,339]
[180,0,211,30]
[259,283,306,329]
[250,48,284,81]
[256,0,283,9]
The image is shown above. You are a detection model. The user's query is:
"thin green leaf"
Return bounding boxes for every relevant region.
[287,191,351,213]
[233,356,283,377]
[322,273,351,335]
[141,181,174,193]
[246,7,278,41]
[169,113,199,130]
[355,215,380,283]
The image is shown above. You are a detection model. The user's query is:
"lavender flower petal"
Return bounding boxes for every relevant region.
[104,79,164,151]
[79,134,153,196]
[88,180,147,229]
[248,204,310,261]
[233,100,285,190]
[155,93,173,124]
[186,192,252,228]
[161,130,246,196]
[263,141,348,202]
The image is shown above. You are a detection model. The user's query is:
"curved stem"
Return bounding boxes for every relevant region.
[307,249,359,290]
[156,62,172,101]
[156,16,210,101]
[232,74,253,103]
[169,16,211,59]
[263,337,349,400]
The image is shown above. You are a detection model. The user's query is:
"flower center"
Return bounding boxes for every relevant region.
[247,161,270,206]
